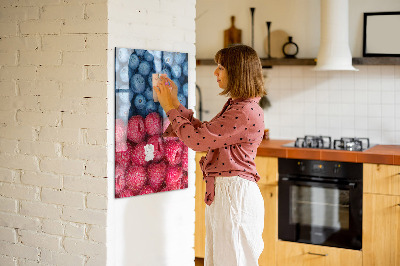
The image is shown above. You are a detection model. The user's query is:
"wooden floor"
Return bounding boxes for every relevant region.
[195,257,204,266]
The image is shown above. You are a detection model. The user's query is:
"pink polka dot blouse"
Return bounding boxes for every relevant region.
[164,97,265,205]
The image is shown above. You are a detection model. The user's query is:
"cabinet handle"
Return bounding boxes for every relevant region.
[307,252,328,256]
[397,204,400,207]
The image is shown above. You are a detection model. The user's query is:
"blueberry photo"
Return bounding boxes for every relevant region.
[130,73,145,93]
[174,52,186,64]
[119,66,129,83]
[135,49,145,57]
[178,93,187,107]
[144,87,154,100]
[183,61,188,76]
[160,67,171,79]
[145,100,157,114]
[128,53,139,70]
[138,61,151,76]
[182,83,188,97]
[171,64,182,79]
[163,52,174,66]
[144,51,154,62]
[118,48,130,63]
[134,94,146,110]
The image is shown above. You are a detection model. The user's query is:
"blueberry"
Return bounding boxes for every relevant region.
[144,87,154,100]
[138,61,151,76]
[130,74,145,93]
[171,64,182,79]
[174,53,186,64]
[135,49,145,57]
[183,61,188,76]
[137,107,148,117]
[119,66,129,83]
[163,52,174,66]
[134,94,146,110]
[179,74,186,84]
[178,93,186,107]
[118,48,130,63]
[182,83,188,97]
[128,54,139,70]
[144,51,154,62]
[145,100,157,113]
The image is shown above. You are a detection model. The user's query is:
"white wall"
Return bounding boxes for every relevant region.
[107,1,197,266]
[0,1,108,265]
[196,0,400,58]
[196,0,400,145]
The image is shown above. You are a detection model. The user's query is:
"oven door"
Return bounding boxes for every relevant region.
[278,176,362,250]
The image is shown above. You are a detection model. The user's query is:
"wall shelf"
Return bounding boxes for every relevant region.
[196,57,400,67]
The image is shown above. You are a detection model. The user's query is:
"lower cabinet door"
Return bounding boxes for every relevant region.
[259,185,278,266]
[363,193,400,266]
[277,241,362,266]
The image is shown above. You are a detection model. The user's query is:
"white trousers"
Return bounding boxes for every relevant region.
[205,176,265,266]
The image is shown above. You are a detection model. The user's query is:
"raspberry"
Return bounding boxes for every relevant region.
[147,161,167,191]
[131,141,147,166]
[181,171,188,189]
[145,112,162,136]
[125,165,147,193]
[165,165,182,190]
[117,189,136,198]
[139,185,156,195]
[165,139,183,166]
[115,164,126,195]
[115,142,133,168]
[127,115,146,143]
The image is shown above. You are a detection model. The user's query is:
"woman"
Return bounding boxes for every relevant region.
[155,44,266,266]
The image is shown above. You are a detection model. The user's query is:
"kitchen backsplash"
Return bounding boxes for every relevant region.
[196,65,400,145]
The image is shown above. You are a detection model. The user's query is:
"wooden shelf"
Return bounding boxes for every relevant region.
[196,57,400,67]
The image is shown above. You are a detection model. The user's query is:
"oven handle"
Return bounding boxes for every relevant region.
[280,177,357,189]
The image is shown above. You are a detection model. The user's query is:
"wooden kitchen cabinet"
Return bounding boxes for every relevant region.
[363,163,400,196]
[255,156,278,186]
[276,241,362,266]
[363,163,400,266]
[258,184,278,266]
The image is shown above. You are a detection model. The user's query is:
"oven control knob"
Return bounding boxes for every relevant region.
[334,164,341,174]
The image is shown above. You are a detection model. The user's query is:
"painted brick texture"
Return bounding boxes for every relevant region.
[0,0,108,265]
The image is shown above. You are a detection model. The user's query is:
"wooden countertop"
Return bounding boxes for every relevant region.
[256,139,400,165]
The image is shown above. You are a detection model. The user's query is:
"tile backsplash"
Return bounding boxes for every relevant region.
[196,65,400,145]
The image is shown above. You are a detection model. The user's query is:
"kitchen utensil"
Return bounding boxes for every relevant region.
[224,16,242,48]
[250,7,255,48]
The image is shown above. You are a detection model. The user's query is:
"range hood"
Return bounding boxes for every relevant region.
[314,0,358,71]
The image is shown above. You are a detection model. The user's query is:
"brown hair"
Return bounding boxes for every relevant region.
[214,44,266,99]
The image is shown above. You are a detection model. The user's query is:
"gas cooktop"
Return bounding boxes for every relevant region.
[282,135,375,151]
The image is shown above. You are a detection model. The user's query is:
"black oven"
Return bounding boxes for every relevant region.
[278,158,363,250]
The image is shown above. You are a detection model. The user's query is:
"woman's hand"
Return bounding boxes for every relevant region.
[161,76,180,109]
[154,77,176,114]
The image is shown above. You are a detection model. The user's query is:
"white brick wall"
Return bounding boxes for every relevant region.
[0,0,108,265]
